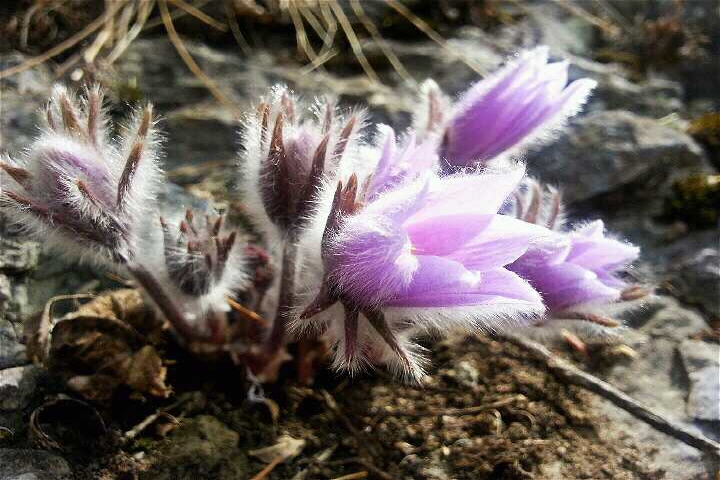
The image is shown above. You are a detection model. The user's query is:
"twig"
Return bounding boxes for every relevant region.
[144,0,212,30]
[250,456,283,480]
[317,2,339,60]
[332,472,368,480]
[500,332,720,457]
[328,458,395,480]
[349,0,414,86]
[328,0,380,84]
[158,0,240,116]
[380,394,526,418]
[168,0,228,31]
[105,0,156,65]
[224,0,252,56]
[550,0,619,36]
[123,396,187,442]
[287,1,317,61]
[0,1,126,79]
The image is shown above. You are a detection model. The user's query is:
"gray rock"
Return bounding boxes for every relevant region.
[0,365,40,411]
[0,56,52,154]
[0,239,40,274]
[679,339,720,422]
[0,236,39,324]
[527,110,711,206]
[596,297,714,479]
[0,318,27,370]
[0,274,10,312]
[0,449,71,480]
[636,296,708,339]
[569,56,685,117]
[162,104,238,168]
[671,247,720,318]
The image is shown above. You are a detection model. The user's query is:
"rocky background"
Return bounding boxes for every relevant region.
[0,1,718,479]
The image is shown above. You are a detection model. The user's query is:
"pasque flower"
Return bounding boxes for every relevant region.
[505,179,640,320]
[0,85,249,344]
[128,209,248,340]
[238,86,364,237]
[0,85,161,264]
[412,47,597,170]
[509,219,640,314]
[297,167,551,379]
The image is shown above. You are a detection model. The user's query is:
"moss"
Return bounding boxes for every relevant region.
[140,415,250,480]
[663,174,720,229]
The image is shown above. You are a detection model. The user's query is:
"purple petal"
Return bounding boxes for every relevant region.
[444,215,553,270]
[404,213,494,257]
[441,47,595,168]
[327,218,418,307]
[388,256,542,307]
[407,168,524,224]
[514,262,621,312]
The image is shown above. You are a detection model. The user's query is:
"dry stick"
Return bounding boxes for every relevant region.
[500,332,720,457]
[0,0,126,79]
[168,0,228,31]
[332,472,368,480]
[82,0,119,65]
[144,0,212,30]
[105,0,156,65]
[384,0,486,76]
[122,396,187,442]
[158,0,240,117]
[381,394,526,418]
[317,2,340,60]
[224,0,252,56]
[349,0,414,86]
[249,456,283,480]
[328,0,380,84]
[287,1,317,62]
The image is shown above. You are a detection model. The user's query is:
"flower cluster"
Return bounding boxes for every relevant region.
[0,46,643,382]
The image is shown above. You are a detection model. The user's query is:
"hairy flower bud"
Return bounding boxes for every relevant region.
[0,85,162,264]
[238,86,364,238]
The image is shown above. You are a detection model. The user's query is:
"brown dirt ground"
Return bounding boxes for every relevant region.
[31,320,665,479]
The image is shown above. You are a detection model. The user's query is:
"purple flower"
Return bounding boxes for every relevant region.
[0,85,162,264]
[364,125,438,199]
[296,167,551,379]
[413,47,596,170]
[509,220,640,314]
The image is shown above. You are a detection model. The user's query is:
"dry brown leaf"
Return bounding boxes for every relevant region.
[126,345,172,398]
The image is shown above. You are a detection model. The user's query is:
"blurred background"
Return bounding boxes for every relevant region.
[0,1,718,479]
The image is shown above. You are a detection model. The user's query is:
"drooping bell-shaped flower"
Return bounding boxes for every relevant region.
[0,85,162,264]
[412,47,596,171]
[296,167,551,380]
[509,220,640,314]
[238,86,364,238]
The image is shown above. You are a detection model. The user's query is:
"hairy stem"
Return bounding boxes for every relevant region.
[265,237,298,356]
[128,264,219,344]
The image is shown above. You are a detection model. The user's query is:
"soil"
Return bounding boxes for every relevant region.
[25,317,663,480]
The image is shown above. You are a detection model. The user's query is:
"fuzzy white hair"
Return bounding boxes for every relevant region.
[0,84,163,266]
